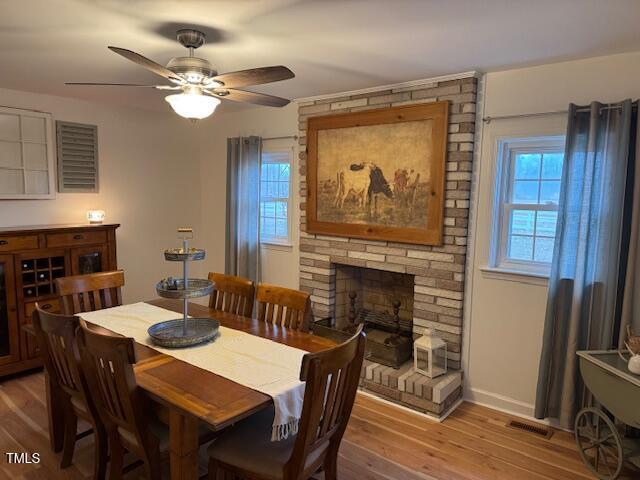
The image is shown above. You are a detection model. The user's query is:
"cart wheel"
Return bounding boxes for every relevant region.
[575,407,624,480]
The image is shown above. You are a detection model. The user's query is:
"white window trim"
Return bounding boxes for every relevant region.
[489,135,565,277]
[479,265,549,286]
[0,106,56,200]
[260,145,294,247]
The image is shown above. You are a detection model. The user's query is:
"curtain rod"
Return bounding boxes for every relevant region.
[262,135,298,141]
[483,103,637,124]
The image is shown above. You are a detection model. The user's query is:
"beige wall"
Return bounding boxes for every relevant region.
[194,104,299,288]
[465,51,640,417]
[0,87,203,303]
[0,88,300,306]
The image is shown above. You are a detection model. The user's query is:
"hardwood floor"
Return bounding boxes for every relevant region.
[0,370,632,479]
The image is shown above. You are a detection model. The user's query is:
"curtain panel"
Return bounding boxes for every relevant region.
[225,136,262,283]
[535,101,637,429]
[620,111,640,345]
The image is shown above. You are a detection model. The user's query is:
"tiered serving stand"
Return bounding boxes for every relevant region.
[147,228,220,348]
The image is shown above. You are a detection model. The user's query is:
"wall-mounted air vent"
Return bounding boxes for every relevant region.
[56,121,98,193]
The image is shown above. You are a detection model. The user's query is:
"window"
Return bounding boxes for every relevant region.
[491,136,565,275]
[260,149,292,245]
[0,107,55,199]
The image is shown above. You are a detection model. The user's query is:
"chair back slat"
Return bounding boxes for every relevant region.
[255,283,312,331]
[284,308,293,327]
[103,288,113,308]
[229,293,240,314]
[70,295,82,316]
[285,325,365,479]
[56,271,125,315]
[99,358,125,419]
[320,371,340,437]
[92,290,103,310]
[77,321,151,454]
[81,292,91,312]
[215,291,224,311]
[208,273,255,318]
[257,302,266,323]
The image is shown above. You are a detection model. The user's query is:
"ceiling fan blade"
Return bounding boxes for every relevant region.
[65,82,161,87]
[210,89,290,107]
[108,46,183,82]
[213,66,294,88]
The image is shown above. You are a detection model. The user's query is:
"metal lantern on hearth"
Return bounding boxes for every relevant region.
[414,331,447,378]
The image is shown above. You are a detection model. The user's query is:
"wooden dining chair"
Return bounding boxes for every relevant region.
[32,305,107,480]
[56,270,125,315]
[208,272,255,318]
[255,283,312,332]
[77,321,214,480]
[207,325,366,480]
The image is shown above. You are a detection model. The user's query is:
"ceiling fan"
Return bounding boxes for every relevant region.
[67,29,295,120]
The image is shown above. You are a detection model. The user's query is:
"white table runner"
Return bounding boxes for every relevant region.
[79,302,306,441]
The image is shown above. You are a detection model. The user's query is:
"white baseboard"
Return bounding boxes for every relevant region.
[465,387,535,417]
[359,387,568,431]
[464,387,567,430]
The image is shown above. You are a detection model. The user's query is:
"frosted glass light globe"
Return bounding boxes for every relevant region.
[165,92,220,120]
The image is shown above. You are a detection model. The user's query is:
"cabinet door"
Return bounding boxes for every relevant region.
[70,245,108,275]
[0,255,19,366]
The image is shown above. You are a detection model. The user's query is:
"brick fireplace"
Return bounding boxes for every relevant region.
[297,73,477,418]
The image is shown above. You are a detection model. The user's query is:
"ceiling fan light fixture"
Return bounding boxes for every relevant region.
[69,30,292,112]
[165,91,220,120]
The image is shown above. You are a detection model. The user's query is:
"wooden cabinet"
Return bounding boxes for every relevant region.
[0,224,118,376]
[0,255,19,366]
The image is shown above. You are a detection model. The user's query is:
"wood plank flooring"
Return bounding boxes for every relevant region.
[0,371,633,479]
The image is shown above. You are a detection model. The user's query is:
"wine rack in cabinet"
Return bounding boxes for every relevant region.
[0,224,119,376]
[18,251,67,301]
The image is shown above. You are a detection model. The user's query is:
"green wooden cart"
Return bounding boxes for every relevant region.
[575,350,640,479]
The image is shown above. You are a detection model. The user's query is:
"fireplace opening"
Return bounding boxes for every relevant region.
[334,265,414,328]
[312,264,415,368]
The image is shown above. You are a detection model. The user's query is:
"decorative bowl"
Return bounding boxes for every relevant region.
[164,248,205,261]
[155,278,214,299]
[147,318,220,348]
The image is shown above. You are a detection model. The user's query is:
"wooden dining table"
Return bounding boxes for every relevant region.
[39,298,337,480]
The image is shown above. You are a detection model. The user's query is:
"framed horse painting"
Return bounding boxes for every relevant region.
[305,102,448,245]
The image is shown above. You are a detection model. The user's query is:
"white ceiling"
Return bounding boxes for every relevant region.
[2,0,640,114]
